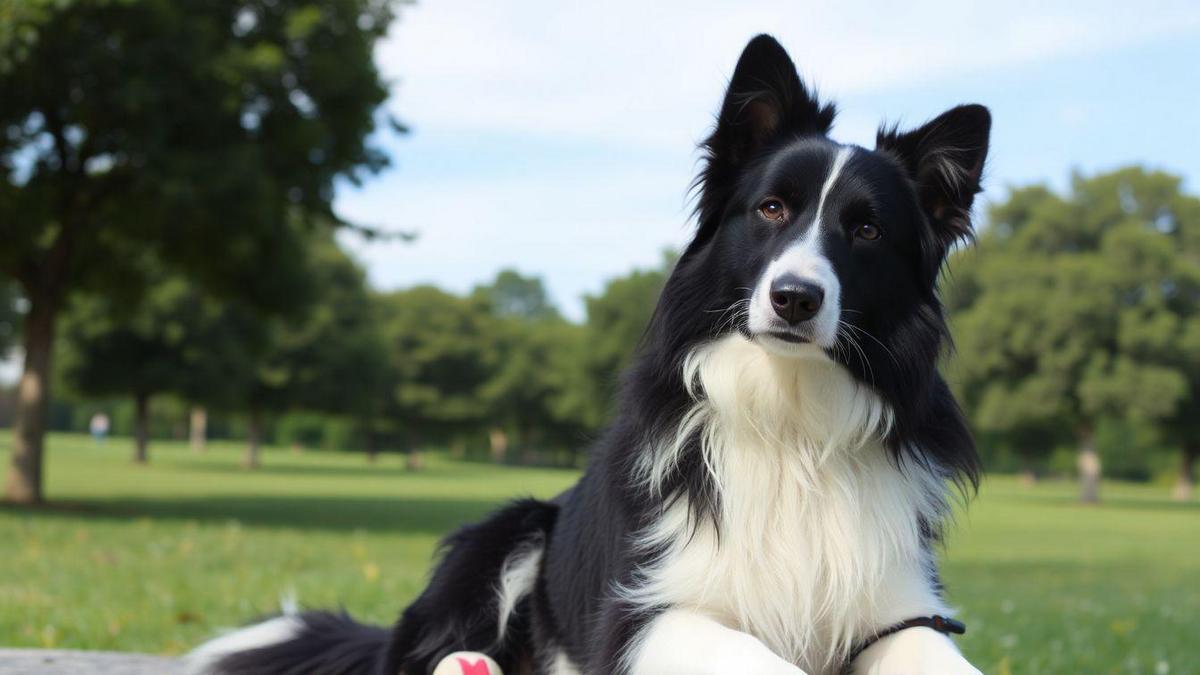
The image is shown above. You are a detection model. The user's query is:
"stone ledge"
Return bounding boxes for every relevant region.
[0,649,182,674]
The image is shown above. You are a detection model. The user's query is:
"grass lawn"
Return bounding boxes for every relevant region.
[1,432,1196,674]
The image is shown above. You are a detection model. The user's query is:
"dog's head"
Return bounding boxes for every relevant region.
[657,35,989,402]
[643,35,988,484]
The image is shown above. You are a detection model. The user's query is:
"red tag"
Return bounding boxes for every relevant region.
[456,657,492,675]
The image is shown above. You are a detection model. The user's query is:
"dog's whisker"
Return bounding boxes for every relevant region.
[836,320,877,386]
[840,321,901,370]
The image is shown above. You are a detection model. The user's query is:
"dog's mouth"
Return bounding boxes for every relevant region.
[764,330,811,344]
[748,326,819,354]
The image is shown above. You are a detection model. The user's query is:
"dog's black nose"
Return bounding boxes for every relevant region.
[769,275,824,324]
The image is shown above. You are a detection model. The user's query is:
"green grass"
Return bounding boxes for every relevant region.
[1,432,1197,674]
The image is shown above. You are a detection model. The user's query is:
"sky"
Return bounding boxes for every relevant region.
[333,0,1200,321]
[1,2,1197,384]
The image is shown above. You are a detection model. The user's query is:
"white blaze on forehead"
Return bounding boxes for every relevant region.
[748,146,854,351]
[779,145,854,254]
[812,146,853,236]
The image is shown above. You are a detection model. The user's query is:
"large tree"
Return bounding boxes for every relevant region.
[1154,175,1200,499]
[950,168,1198,502]
[0,0,396,502]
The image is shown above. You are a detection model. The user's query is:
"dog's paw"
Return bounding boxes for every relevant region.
[851,627,981,675]
[432,652,503,675]
[713,632,809,675]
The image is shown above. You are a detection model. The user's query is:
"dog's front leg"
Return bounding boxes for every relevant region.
[849,627,981,675]
[625,609,807,675]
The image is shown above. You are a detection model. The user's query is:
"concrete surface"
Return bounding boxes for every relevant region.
[0,649,183,674]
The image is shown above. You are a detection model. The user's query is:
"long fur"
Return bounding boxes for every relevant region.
[620,336,946,672]
[189,33,989,675]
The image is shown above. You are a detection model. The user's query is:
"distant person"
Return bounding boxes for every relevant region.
[89,412,110,445]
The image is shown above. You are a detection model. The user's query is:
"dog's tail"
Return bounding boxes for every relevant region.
[185,498,558,675]
[184,607,390,675]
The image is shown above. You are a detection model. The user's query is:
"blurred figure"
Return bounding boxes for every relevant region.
[89,412,110,446]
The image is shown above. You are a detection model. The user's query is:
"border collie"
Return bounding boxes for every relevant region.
[189,34,989,675]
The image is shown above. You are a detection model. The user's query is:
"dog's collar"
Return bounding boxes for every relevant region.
[844,615,966,672]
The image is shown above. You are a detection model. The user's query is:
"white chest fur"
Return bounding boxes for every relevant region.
[626,336,950,674]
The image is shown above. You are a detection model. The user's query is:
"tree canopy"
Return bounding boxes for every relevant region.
[0,0,399,502]
[948,167,1200,501]
[572,252,673,429]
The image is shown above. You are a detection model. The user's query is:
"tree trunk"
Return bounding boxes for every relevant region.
[243,411,263,469]
[1077,425,1102,504]
[1018,454,1038,487]
[489,427,508,464]
[132,393,150,464]
[1173,442,1197,502]
[4,294,58,505]
[402,430,421,471]
[365,433,378,464]
[189,406,207,453]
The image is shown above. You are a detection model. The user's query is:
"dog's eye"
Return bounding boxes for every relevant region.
[757,199,788,222]
[853,223,882,241]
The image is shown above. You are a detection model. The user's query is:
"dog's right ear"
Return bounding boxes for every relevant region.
[703,35,835,170]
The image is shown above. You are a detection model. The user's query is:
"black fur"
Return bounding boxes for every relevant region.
[382,498,559,674]
[211,611,389,675]
[197,34,988,675]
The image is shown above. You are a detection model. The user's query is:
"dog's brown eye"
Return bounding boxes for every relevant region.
[758,199,787,222]
[854,223,882,241]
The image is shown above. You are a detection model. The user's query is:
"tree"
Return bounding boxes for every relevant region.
[1154,176,1200,500]
[56,251,276,464]
[475,269,558,321]
[58,276,195,464]
[0,0,397,502]
[473,270,586,462]
[155,279,272,458]
[235,236,389,468]
[376,286,495,467]
[950,168,1198,502]
[572,252,673,429]
[1167,405,1200,501]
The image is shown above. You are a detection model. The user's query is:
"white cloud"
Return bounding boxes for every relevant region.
[337,0,1200,320]
[374,0,1199,147]
[337,159,695,319]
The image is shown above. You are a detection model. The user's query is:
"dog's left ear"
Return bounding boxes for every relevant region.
[690,35,834,247]
[876,104,991,251]
[705,34,835,170]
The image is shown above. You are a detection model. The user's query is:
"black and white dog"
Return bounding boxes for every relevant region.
[189,35,988,675]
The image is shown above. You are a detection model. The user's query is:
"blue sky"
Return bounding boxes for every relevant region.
[334,1,1200,321]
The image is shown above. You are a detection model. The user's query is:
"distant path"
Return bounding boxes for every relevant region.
[0,649,182,674]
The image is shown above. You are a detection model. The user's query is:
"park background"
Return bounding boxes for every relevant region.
[2,2,1199,674]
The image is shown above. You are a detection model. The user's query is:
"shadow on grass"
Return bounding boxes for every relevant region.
[166,457,579,480]
[0,493,509,535]
[1011,491,1200,513]
[168,461,433,479]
